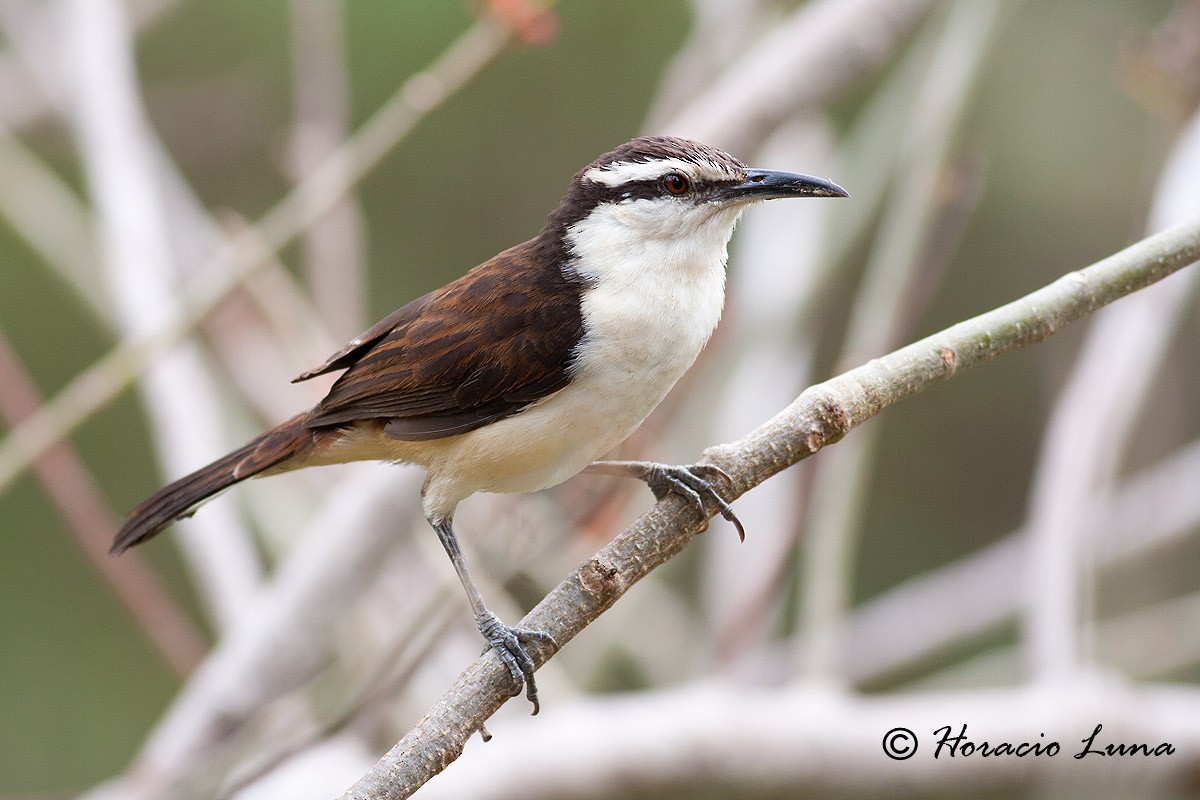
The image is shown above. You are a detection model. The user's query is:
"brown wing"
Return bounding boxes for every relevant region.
[299,239,587,441]
[292,303,418,383]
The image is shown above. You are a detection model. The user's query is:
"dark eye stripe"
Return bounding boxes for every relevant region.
[543,168,744,239]
[600,175,728,203]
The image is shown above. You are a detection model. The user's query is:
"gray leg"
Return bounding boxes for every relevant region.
[584,461,745,542]
[430,516,556,714]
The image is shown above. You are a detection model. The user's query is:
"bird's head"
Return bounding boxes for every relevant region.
[543,136,847,274]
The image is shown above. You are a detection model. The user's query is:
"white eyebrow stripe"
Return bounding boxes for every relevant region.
[585,157,739,188]
[584,158,696,186]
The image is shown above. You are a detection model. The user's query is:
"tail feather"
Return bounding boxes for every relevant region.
[111,414,314,554]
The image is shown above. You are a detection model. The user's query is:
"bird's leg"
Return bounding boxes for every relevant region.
[429,516,556,714]
[584,460,745,542]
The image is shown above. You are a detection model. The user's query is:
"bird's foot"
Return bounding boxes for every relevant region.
[477,611,556,715]
[636,462,745,542]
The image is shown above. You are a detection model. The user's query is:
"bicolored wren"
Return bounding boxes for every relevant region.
[113,136,847,710]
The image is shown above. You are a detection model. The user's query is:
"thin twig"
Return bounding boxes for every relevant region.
[0,124,104,321]
[288,0,367,339]
[0,326,205,677]
[1023,93,1200,681]
[797,0,1003,682]
[668,0,943,150]
[406,682,1200,799]
[338,213,1200,800]
[62,0,263,627]
[0,16,515,493]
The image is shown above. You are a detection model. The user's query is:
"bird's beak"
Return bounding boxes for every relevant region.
[717,169,849,203]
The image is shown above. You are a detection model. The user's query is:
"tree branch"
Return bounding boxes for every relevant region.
[0,326,205,678]
[0,14,514,493]
[287,0,367,339]
[1024,97,1200,680]
[667,0,942,151]
[62,0,263,629]
[408,682,1200,799]
[338,215,1200,799]
[846,434,1200,686]
[798,0,1001,682]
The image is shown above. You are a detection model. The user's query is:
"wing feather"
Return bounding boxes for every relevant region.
[299,239,586,441]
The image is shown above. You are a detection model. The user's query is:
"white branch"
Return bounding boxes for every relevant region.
[643,0,772,131]
[60,0,262,627]
[667,0,943,149]
[107,467,421,799]
[288,0,367,339]
[1024,92,1200,680]
[798,0,1002,682]
[0,0,179,130]
[847,437,1200,685]
[415,681,1200,798]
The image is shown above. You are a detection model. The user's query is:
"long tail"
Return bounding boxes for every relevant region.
[111,413,315,554]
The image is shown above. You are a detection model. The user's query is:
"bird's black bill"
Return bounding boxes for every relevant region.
[718,168,849,202]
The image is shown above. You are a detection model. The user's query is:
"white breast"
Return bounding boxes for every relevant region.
[413,199,744,518]
[565,200,738,435]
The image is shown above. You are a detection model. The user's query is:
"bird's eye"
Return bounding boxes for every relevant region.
[662,172,690,195]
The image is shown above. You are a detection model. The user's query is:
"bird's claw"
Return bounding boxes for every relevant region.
[477,612,556,715]
[644,463,745,542]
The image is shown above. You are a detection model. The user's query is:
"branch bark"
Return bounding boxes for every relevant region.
[667,0,943,151]
[411,682,1200,799]
[0,326,205,677]
[62,0,263,629]
[0,15,514,493]
[338,214,1200,799]
[798,0,1001,682]
[845,434,1200,686]
[1024,97,1200,680]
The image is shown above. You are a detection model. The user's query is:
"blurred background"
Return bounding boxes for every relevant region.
[2,0,1199,797]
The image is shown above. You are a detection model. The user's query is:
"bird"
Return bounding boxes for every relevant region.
[112,135,847,711]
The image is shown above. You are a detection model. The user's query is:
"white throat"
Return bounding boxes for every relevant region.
[558,198,744,451]
[566,198,744,297]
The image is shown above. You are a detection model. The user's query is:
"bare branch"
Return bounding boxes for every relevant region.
[338,214,1200,800]
[0,16,514,493]
[61,0,262,626]
[410,682,1200,799]
[846,435,1200,685]
[1023,91,1200,680]
[0,326,205,677]
[667,0,943,150]
[288,0,367,339]
[797,0,1002,681]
